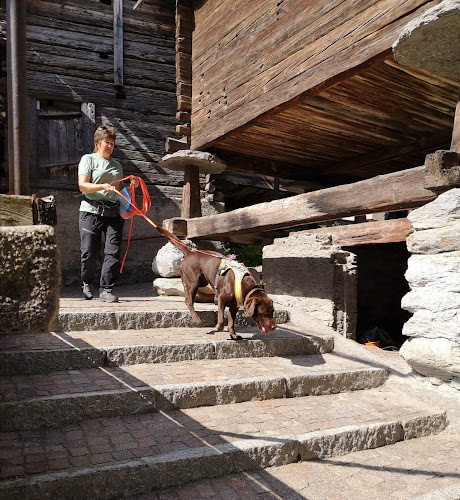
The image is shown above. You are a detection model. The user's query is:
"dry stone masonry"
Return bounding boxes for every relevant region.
[263,233,357,339]
[400,188,460,384]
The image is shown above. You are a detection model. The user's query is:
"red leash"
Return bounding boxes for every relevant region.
[110,175,191,273]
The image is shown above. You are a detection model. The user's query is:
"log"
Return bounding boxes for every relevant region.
[300,219,413,246]
[186,166,436,239]
[165,137,191,153]
[0,195,35,226]
[0,194,57,226]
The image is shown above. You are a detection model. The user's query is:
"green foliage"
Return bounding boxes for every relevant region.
[222,243,263,267]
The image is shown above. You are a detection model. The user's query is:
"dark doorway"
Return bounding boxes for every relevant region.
[343,242,412,349]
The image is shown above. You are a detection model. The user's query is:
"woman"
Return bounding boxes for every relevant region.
[78,125,137,302]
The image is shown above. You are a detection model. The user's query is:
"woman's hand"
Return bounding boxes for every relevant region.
[100,183,115,192]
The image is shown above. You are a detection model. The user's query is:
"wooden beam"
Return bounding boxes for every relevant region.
[299,219,413,247]
[0,194,35,226]
[186,166,436,240]
[113,0,123,88]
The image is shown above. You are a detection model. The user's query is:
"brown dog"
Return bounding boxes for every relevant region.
[177,245,276,340]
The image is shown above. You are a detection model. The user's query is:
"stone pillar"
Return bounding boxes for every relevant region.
[263,233,357,339]
[0,225,61,333]
[400,189,460,383]
[393,0,460,386]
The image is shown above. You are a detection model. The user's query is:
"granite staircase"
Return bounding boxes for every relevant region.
[0,295,456,500]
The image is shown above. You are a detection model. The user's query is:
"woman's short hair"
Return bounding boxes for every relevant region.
[93,125,116,152]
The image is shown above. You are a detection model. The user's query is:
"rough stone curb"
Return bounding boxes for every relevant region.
[0,368,388,431]
[58,309,290,332]
[0,348,106,376]
[408,484,460,500]
[0,334,334,376]
[0,413,447,500]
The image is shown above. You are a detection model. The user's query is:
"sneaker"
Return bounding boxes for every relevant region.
[99,289,119,303]
[82,282,93,300]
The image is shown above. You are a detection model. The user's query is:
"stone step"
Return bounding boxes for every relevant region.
[0,325,334,376]
[57,299,289,332]
[0,386,447,499]
[132,428,460,500]
[0,353,388,431]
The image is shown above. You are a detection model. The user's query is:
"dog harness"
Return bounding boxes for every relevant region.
[214,258,252,307]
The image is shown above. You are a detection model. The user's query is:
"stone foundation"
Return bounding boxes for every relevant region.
[0,225,61,333]
[400,188,460,383]
[263,233,357,338]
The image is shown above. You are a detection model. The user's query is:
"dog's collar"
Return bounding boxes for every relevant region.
[243,286,264,315]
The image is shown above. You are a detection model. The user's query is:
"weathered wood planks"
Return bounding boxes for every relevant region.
[185,166,436,239]
[211,56,459,180]
[0,195,35,226]
[0,0,177,190]
[191,0,443,150]
[165,0,192,152]
[300,219,414,247]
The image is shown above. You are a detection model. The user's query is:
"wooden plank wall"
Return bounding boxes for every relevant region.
[0,0,180,189]
[191,0,442,150]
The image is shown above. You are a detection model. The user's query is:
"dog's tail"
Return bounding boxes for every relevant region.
[159,228,193,256]
[160,226,224,260]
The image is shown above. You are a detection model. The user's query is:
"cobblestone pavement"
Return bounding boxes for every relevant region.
[0,354,382,402]
[133,428,460,500]
[0,385,441,480]
[1,284,459,499]
[0,325,324,351]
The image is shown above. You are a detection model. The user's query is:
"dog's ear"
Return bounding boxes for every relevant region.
[245,297,258,317]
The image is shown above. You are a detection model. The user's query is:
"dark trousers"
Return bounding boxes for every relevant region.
[79,211,124,289]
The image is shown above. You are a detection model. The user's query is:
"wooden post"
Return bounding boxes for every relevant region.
[113,0,123,91]
[6,0,29,195]
[451,92,460,153]
[182,164,202,218]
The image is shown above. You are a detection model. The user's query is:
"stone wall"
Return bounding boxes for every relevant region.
[0,225,60,333]
[263,233,357,338]
[34,186,183,286]
[400,188,460,383]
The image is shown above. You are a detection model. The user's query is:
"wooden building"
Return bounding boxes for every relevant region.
[168,0,459,219]
[162,0,459,347]
[0,0,187,283]
[1,0,178,186]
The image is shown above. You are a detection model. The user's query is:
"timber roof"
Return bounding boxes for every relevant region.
[187,0,460,204]
[209,56,459,185]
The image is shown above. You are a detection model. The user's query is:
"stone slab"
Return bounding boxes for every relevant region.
[0,325,334,375]
[121,429,460,500]
[392,0,460,78]
[0,386,447,498]
[0,354,389,430]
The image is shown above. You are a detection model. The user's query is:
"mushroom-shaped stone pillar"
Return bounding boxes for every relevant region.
[159,150,227,219]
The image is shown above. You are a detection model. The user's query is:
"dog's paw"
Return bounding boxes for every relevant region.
[229,334,243,341]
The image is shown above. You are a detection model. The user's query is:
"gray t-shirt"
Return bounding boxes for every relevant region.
[78,153,123,213]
